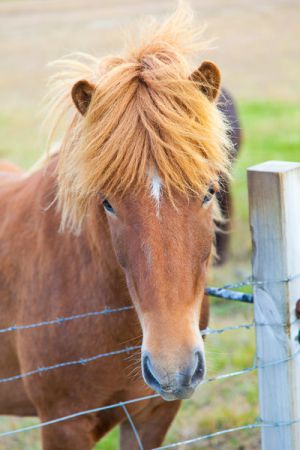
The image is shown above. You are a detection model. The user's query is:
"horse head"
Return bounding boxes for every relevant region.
[52,14,231,400]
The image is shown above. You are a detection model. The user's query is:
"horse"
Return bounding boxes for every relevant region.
[0,8,233,450]
[215,88,241,265]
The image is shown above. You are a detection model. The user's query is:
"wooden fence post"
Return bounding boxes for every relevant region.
[248,161,300,450]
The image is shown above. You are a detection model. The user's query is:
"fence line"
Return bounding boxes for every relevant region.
[0,394,159,439]
[1,347,299,441]
[222,273,300,289]
[122,404,144,450]
[1,319,295,386]
[0,277,257,337]
[153,423,263,449]
[0,305,134,335]
[153,418,300,450]
[1,272,299,336]
[0,317,296,385]
[0,345,141,384]
[0,294,252,336]
[0,280,297,442]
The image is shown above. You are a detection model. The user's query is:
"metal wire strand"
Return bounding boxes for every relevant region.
[0,305,134,334]
[152,423,263,449]
[0,319,296,385]
[1,349,300,440]
[222,272,300,289]
[0,345,141,384]
[152,418,300,450]
[0,274,299,441]
[121,404,144,450]
[0,272,299,335]
[0,297,262,336]
[0,394,159,438]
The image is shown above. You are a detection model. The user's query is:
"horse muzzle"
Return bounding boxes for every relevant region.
[142,350,205,401]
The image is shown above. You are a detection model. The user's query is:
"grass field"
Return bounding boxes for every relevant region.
[0,100,299,449]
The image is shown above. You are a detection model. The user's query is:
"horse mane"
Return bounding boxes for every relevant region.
[45,5,232,232]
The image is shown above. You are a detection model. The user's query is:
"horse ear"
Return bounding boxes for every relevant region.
[71,80,95,115]
[190,61,221,102]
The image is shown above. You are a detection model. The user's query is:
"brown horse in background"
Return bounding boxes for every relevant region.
[215,88,241,264]
[0,8,235,450]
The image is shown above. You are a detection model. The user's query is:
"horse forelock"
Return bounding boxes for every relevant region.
[44,5,232,232]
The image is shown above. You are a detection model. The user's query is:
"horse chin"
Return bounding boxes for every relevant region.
[158,386,196,402]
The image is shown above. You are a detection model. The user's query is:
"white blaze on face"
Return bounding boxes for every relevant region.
[150,170,162,216]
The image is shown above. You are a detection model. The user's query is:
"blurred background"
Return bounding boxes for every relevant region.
[0,0,299,449]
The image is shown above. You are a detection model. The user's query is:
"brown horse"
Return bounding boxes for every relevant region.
[215,88,241,265]
[0,8,232,450]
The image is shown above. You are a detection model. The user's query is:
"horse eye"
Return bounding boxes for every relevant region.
[203,186,215,205]
[102,199,115,214]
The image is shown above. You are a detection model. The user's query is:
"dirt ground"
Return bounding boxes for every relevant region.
[0,0,299,115]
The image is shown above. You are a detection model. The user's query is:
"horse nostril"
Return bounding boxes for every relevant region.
[142,355,161,391]
[192,351,205,384]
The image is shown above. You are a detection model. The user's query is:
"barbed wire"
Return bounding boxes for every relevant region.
[0,272,299,336]
[153,423,262,449]
[221,272,300,289]
[0,305,134,335]
[1,296,252,336]
[0,394,159,438]
[0,318,295,385]
[0,345,141,384]
[203,322,254,335]
[153,417,300,449]
[1,347,299,440]
[0,326,228,384]
[0,345,249,386]
[221,277,254,290]
[0,273,299,444]
[0,322,264,385]
[122,404,144,450]
[4,406,300,448]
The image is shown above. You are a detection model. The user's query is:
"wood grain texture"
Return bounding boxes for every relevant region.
[248,161,300,450]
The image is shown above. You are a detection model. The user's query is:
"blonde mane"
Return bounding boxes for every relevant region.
[45,6,231,231]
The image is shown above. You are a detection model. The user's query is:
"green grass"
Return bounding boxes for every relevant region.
[0,100,299,449]
[234,101,300,222]
[95,428,119,450]
[0,109,41,169]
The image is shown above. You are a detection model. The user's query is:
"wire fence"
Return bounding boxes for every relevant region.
[1,342,300,444]
[0,273,299,448]
[0,317,294,385]
[1,273,299,337]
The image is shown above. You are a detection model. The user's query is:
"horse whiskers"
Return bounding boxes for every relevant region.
[123,354,141,367]
[125,353,141,363]
[123,349,141,360]
[124,359,143,382]
[119,334,143,345]
[124,354,141,367]
[130,370,144,383]
[126,361,140,372]
[126,362,141,375]
[124,362,141,372]
[126,364,144,382]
